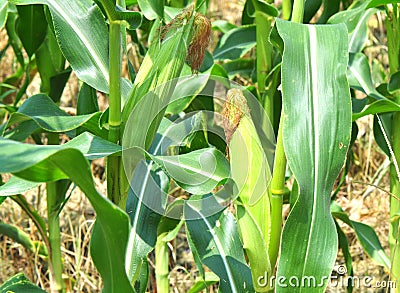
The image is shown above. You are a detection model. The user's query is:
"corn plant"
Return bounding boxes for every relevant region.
[0,0,400,292]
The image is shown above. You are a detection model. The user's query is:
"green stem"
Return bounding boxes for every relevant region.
[107,19,124,206]
[390,113,400,290]
[155,235,170,292]
[45,133,65,293]
[11,195,50,254]
[282,0,292,20]
[268,113,286,270]
[268,0,305,268]
[268,0,304,273]
[256,10,275,127]
[108,23,122,144]
[46,181,65,293]
[291,0,305,23]
[387,5,400,290]
[255,12,273,97]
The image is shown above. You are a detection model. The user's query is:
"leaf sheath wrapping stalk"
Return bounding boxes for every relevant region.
[223,89,272,291]
[276,19,351,292]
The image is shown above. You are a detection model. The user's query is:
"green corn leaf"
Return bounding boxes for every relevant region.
[5,12,25,67]
[367,0,400,8]
[149,148,229,195]
[2,94,108,140]
[244,0,278,18]
[165,64,228,115]
[0,137,134,293]
[212,20,237,33]
[0,222,48,256]
[303,0,322,23]
[213,25,256,60]
[334,220,354,293]
[236,204,271,292]
[388,71,400,94]
[125,160,168,283]
[0,176,40,196]
[222,58,255,78]
[276,19,352,292]
[187,272,219,293]
[124,115,203,284]
[331,201,391,269]
[0,132,121,197]
[155,218,183,292]
[0,0,7,29]
[373,113,392,157]
[348,53,387,100]
[35,29,68,102]
[317,0,341,24]
[0,273,46,292]
[15,4,47,57]
[185,197,254,293]
[137,0,163,20]
[9,0,116,93]
[353,99,400,121]
[329,1,377,53]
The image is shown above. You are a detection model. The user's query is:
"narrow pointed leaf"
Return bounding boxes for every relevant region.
[125,116,197,284]
[15,4,47,57]
[347,53,386,100]
[0,132,121,196]
[0,222,47,256]
[328,2,377,53]
[187,272,219,293]
[0,176,40,196]
[331,202,391,269]
[137,0,163,20]
[0,138,134,293]
[367,0,400,8]
[352,99,400,121]
[276,19,352,292]
[236,204,271,292]
[2,94,107,139]
[213,25,256,60]
[125,160,168,283]
[0,0,7,29]
[185,199,254,293]
[0,273,46,292]
[9,0,110,92]
[150,148,230,195]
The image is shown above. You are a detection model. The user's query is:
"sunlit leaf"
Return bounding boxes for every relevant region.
[0,273,46,292]
[0,138,134,293]
[185,198,254,292]
[329,1,377,53]
[213,25,256,60]
[10,0,110,92]
[0,0,7,29]
[331,201,391,269]
[276,19,351,292]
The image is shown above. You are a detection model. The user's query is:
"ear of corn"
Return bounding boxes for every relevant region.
[122,7,211,127]
[119,7,211,206]
[223,88,272,291]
